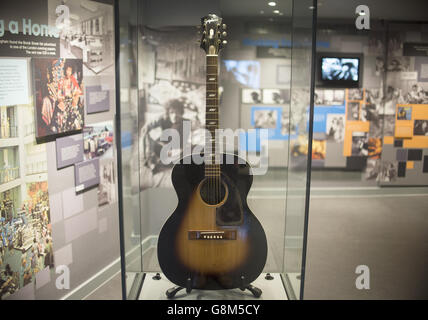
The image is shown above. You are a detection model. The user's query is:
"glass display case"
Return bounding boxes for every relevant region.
[117,0,316,300]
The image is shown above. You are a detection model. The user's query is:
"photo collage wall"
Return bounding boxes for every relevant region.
[135,27,206,191]
[233,25,428,186]
[0,0,117,299]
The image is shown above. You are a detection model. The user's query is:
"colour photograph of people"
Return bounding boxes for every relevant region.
[33,58,84,141]
[0,182,53,300]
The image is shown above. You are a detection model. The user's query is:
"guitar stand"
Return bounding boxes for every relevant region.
[166,278,193,299]
[239,284,262,298]
[165,276,262,299]
[239,275,262,298]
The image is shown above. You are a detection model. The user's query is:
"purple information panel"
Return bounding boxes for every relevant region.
[74,158,100,192]
[56,134,84,169]
[86,85,110,114]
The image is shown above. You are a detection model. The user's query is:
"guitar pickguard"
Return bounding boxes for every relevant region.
[215,174,244,226]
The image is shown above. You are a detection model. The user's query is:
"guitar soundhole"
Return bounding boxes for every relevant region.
[199,178,227,205]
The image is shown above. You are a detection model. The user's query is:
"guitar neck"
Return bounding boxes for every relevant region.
[205,54,220,177]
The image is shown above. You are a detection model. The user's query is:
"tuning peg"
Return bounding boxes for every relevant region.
[222,40,227,45]
[222,24,227,29]
[222,31,227,37]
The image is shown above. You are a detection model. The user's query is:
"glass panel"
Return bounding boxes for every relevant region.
[118,0,143,299]
[304,2,428,299]
[117,0,315,300]
[281,0,315,300]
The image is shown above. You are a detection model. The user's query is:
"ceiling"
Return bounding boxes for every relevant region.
[124,0,428,27]
[219,0,428,21]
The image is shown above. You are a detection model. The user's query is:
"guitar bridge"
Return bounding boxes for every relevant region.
[188,230,236,240]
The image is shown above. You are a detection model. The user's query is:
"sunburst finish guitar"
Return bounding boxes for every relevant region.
[157,14,268,294]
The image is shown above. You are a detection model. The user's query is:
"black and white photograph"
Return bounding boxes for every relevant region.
[360,104,369,122]
[375,56,385,76]
[387,32,403,57]
[347,102,360,120]
[326,114,345,142]
[383,86,406,115]
[368,32,385,56]
[365,88,383,105]
[414,120,428,136]
[136,63,206,191]
[406,84,428,104]
[252,109,278,129]
[321,57,359,81]
[314,89,345,105]
[348,88,364,101]
[146,27,205,84]
[369,116,384,138]
[333,89,346,105]
[280,110,296,136]
[48,0,115,75]
[383,115,396,136]
[386,56,411,72]
[98,160,116,207]
[242,89,262,104]
[351,132,369,156]
[379,161,398,182]
[362,101,380,122]
[262,89,290,104]
[365,159,382,181]
[314,89,324,105]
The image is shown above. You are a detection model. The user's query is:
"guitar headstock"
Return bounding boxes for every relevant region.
[199,14,227,55]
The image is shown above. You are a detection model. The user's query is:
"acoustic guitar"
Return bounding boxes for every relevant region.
[157,14,268,293]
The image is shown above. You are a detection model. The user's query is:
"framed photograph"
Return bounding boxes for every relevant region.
[252,107,278,129]
[397,106,412,120]
[348,88,364,101]
[242,89,262,104]
[333,89,345,105]
[414,120,428,136]
[262,89,289,104]
[83,121,114,160]
[326,114,345,142]
[98,159,117,207]
[351,132,369,156]
[32,58,84,142]
[347,102,360,120]
[250,106,290,140]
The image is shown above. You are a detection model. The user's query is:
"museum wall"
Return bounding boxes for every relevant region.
[314,20,428,186]
[0,0,120,299]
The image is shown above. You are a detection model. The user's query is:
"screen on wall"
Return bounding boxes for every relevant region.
[319,56,361,88]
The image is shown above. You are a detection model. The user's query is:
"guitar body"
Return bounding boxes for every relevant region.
[157,153,268,290]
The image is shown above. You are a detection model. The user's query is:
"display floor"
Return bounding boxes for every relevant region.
[138,273,288,300]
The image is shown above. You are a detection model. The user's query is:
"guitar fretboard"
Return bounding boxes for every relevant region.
[205,55,220,177]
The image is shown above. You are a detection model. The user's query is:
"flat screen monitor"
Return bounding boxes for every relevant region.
[318,55,362,88]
